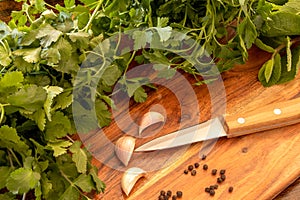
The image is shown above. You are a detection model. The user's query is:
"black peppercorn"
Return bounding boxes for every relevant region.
[203,164,208,170]
[176,191,183,198]
[211,169,217,175]
[209,189,215,196]
[160,190,166,196]
[159,195,165,200]
[191,169,197,176]
[228,186,234,193]
[184,169,188,174]
[205,187,210,193]
[188,165,194,171]
[167,190,172,197]
[217,177,223,183]
[213,184,218,189]
[201,154,207,160]
[220,169,226,175]
[194,162,200,168]
[221,174,226,181]
[172,195,177,200]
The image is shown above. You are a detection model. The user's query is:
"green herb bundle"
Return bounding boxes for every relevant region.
[0,0,299,199]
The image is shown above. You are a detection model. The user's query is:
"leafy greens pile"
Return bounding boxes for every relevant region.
[0,0,299,199]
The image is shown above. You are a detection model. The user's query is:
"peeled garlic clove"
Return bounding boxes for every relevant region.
[121,167,146,196]
[139,111,165,136]
[115,136,136,166]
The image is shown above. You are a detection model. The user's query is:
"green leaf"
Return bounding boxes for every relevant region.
[45,111,72,141]
[254,38,275,53]
[32,108,46,131]
[90,166,105,193]
[133,87,147,103]
[43,86,64,121]
[132,30,147,49]
[52,90,73,110]
[36,24,62,47]
[59,186,79,200]
[47,140,73,157]
[64,0,75,8]
[237,16,257,49]
[0,71,23,93]
[0,43,12,67]
[154,26,172,42]
[101,64,122,86]
[6,168,41,194]
[13,47,41,63]
[0,166,12,189]
[67,32,90,48]
[95,99,111,128]
[264,57,274,83]
[74,174,94,192]
[0,125,29,154]
[7,85,47,112]
[20,29,39,46]
[0,193,16,200]
[153,64,176,79]
[12,56,35,73]
[259,53,282,86]
[69,141,87,173]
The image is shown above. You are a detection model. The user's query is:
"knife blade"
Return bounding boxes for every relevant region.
[135,98,300,151]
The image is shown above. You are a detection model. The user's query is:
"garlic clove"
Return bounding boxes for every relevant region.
[115,136,136,166]
[139,111,165,136]
[121,167,146,196]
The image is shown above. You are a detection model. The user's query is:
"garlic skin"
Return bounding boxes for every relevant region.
[115,136,136,166]
[139,111,165,136]
[121,167,146,196]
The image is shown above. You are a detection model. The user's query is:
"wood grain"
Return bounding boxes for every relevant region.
[83,46,300,199]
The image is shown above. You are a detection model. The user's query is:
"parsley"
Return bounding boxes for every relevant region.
[0,0,299,199]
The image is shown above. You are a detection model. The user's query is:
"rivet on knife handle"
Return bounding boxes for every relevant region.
[225,98,300,138]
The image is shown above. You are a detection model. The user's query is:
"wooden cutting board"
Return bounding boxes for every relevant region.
[83,46,300,199]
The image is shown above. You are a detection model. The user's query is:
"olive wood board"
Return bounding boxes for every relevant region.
[81,46,300,200]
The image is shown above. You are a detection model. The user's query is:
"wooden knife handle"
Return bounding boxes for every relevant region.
[225,98,300,138]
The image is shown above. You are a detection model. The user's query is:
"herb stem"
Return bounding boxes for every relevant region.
[45,3,57,10]
[7,149,14,168]
[22,193,26,200]
[83,0,104,32]
[66,135,75,143]
[8,148,22,167]
[123,51,136,77]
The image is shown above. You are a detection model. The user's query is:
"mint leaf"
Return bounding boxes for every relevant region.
[13,47,41,63]
[264,57,274,83]
[259,53,282,86]
[7,85,46,112]
[45,111,72,141]
[47,140,73,157]
[43,86,64,121]
[36,24,62,47]
[69,141,87,173]
[6,168,41,194]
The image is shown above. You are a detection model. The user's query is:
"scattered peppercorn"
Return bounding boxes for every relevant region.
[228,186,234,193]
[188,165,194,171]
[213,184,218,189]
[217,177,223,183]
[209,185,215,190]
[184,169,188,174]
[172,195,177,200]
[160,191,166,196]
[191,170,197,176]
[167,190,172,197]
[242,147,248,153]
[201,154,207,160]
[194,162,200,168]
[203,164,208,170]
[176,191,183,198]
[220,169,226,175]
[221,174,226,181]
[159,195,165,200]
[211,169,217,175]
[209,189,215,196]
[205,187,210,193]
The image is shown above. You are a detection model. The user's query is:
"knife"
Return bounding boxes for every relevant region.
[135,98,300,151]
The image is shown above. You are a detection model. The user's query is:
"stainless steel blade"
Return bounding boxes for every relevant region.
[135,117,227,151]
